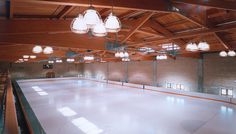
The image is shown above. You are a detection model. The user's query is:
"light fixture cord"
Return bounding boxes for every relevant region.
[112,0,114,13]
[89,0,92,6]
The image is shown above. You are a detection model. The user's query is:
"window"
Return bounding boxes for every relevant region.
[166,83,172,88]
[221,88,233,96]
[221,88,227,95]
[228,89,233,96]
[176,84,184,90]
[176,84,181,89]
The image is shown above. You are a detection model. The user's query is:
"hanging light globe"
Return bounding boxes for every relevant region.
[30,55,36,59]
[219,51,228,57]
[43,47,53,54]
[84,7,101,29]
[32,45,43,53]
[124,52,129,58]
[115,52,120,57]
[198,41,210,51]
[228,50,236,57]
[92,20,107,37]
[104,13,121,33]
[23,55,29,59]
[186,43,198,52]
[71,14,89,34]
[119,52,125,58]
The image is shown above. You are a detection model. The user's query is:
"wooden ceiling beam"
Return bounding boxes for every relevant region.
[0,33,107,50]
[133,22,236,45]
[121,12,155,44]
[18,0,172,12]
[213,33,231,50]
[57,5,74,19]
[172,0,236,11]
[148,19,186,45]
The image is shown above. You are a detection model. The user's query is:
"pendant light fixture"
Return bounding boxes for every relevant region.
[43,46,53,54]
[115,52,120,57]
[71,14,89,34]
[23,55,29,59]
[33,45,43,53]
[104,0,121,33]
[198,41,210,51]
[156,54,168,60]
[186,43,199,52]
[228,50,236,57]
[92,20,107,37]
[219,51,228,57]
[219,50,236,57]
[83,0,101,29]
[30,55,37,59]
[56,59,63,63]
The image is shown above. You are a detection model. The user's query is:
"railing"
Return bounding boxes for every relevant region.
[2,74,19,134]
[13,80,46,134]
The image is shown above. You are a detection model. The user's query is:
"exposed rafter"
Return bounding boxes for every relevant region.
[213,33,231,50]
[121,12,155,44]
[132,22,236,45]
[57,5,74,19]
[18,0,172,12]
[172,0,236,11]
[148,19,186,45]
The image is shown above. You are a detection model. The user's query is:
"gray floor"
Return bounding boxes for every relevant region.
[17,78,236,134]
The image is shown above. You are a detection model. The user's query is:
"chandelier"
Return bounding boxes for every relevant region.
[219,50,236,57]
[186,41,210,52]
[115,51,129,58]
[71,0,121,37]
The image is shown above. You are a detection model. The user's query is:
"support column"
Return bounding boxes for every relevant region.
[153,61,157,86]
[125,62,128,82]
[198,54,204,92]
[106,62,109,82]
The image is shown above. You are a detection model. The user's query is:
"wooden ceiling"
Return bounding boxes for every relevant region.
[0,0,236,62]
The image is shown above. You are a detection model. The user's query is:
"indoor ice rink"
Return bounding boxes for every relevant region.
[0,0,236,134]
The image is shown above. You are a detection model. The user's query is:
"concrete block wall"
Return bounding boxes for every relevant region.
[82,57,199,91]
[157,57,199,92]
[203,53,236,96]
[84,62,107,80]
[128,61,154,85]
[108,62,126,81]
[0,61,83,79]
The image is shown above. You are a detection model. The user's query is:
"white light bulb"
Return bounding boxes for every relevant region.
[198,41,210,51]
[92,20,107,37]
[115,52,120,57]
[186,43,198,52]
[23,55,29,59]
[30,55,36,59]
[43,47,53,54]
[104,13,121,33]
[228,50,236,57]
[32,45,43,53]
[124,52,129,58]
[84,7,101,29]
[71,14,89,34]
[119,52,125,58]
[219,51,228,57]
